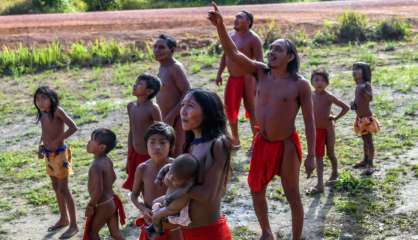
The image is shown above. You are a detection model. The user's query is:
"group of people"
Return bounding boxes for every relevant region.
[33,2,380,240]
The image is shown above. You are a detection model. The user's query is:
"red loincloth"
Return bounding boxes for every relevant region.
[224,76,251,124]
[83,194,126,240]
[135,218,169,240]
[181,216,232,240]
[248,132,303,193]
[122,148,149,191]
[315,128,327,158]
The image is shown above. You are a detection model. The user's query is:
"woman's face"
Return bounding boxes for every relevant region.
[35,94,52,112]
[180,93,204,132]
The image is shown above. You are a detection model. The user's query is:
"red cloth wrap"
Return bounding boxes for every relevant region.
[224,76,251,124]
[122,148,149,191]
[181,216,232,240]
[135,218,169,240]
[248,132,302,193]
[315,128,327,158]
[83,194,126,240]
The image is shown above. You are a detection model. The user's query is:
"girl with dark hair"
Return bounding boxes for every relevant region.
[209,3,315,239]
[34,86,79,238]
[176,88,232,240]
[351,62,380,175]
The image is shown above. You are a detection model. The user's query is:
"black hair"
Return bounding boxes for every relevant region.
[158,34,177,50]
[33,86,59,123]
[144,122,176,151]
[241,10,254,29]
[353,62,372,83]
[171,154,199,180]
[92,128,117,154]
[137,74,161,100]
[311,69,329,84]
[183,88,229,151]
[284,39,300,77]
[183,88,232,189]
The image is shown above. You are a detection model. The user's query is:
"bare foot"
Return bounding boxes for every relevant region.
[306,186,324,195]
[59,226,78,239]
[353,160,367,169]
[48,219,69,232]
[326,174,339,186]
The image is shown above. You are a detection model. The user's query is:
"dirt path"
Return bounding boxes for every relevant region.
[0,0,417,47]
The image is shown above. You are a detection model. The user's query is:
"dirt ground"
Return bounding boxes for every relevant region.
[0,0,417,47]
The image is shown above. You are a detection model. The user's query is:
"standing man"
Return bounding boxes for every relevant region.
[215,10,263,149]
[154,34,191,156]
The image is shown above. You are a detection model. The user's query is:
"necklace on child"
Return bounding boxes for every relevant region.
[191,138,205,145]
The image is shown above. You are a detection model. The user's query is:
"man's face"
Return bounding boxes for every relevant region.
[153,39,173,62]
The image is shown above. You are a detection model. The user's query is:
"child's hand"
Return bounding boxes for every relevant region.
[142,208,153,225]
[85,206,94,218]
[304,154,316,178]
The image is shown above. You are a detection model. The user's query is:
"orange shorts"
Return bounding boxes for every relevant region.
[248,132,303,193]
[122,148,149,191]
[224,76,251,124]
[354,116,381,135]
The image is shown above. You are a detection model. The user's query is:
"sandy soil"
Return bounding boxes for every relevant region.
[0,0,417,47]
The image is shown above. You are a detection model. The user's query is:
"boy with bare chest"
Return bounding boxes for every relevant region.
[131,122,182,240]
[306,69,349,194]
[123,74,162,191]
[83,128,125,240]
[154,34,191,156]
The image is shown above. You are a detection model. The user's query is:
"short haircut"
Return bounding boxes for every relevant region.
[171,154,199,180]
[311,69,329,84]
[241,10,254,29]
[137,73,161,100]
[144,122,176,150]
[158,34,177,50]
[92,128,117,154]
[353,62,372,83]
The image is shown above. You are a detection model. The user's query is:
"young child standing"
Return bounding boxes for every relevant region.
[351,62,380,175]
[83,128,125,240]
[34,86,79,239]
[147,154,198,238]
[131,122,182,240]
[123,74,163,191]
[307,69,349,194]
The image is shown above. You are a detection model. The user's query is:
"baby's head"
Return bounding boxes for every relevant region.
[167,154,199,188]
[310,69,329,92]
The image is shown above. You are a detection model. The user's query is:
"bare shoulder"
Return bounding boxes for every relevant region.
[212,136,231,160]
[250,30,262,43]
[296,76,311,90]
[55,106,66,118]
[136,160,150,175]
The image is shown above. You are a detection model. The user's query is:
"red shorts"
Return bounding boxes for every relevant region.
[248,132,303,193]
[224,76,251,124]
[315,128,327,158]
[122,148,149,191]
[181,216,232,240]
[136,218,169,240]
[83,194,126,240]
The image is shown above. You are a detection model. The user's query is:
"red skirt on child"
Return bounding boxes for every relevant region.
[315,128,327,158]
[248,132,303,193]
[135,218,169,240]
[181,216,232,240]
[122,148,150,191]
[83,194,126,240]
